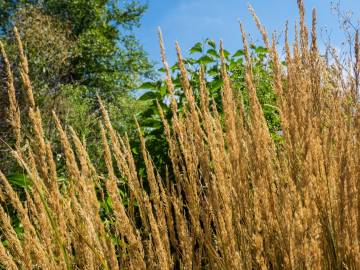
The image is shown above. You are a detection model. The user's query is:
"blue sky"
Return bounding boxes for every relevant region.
[134,0,360,66]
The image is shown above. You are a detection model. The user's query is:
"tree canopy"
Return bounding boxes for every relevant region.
[0,0,154,174]
[0,0,154,133]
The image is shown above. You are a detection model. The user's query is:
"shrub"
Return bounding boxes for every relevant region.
[137,36,281,178]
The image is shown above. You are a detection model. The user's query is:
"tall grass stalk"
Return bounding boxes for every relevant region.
[1,1,360,269]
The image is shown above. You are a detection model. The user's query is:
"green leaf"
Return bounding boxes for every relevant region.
[223,49,230,58]
[7,173,31,189]
[198,55,214,65]
[190,42,203,54]
[208,68,219,77]
[171,63,179,71]
[142,118,163,130]
[255,46,268,54]
[138,91,158,101]
[229,60,238,70]
[159,85,167,97]
[233,49,244,58]
[207,49,219,58]
[206,39,216,49]
[139,82,158,90]
[209,78,223,92]
[141,107,157,118]
[173,77,181,88]
[263,103,279,111]
[184,58,196,65]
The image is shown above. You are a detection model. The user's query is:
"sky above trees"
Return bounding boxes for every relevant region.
[136,0,360,65]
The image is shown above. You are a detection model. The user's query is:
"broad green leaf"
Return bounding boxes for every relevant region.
[184,58,196,65]
[209,78,223,91]
[207,49,219,58]
[138,91,158,101]
[190,42,203,54]
[7,173,31,189]
[141,107,157,118]
[206,39,216,49]
[255,46,268,54]
[208,68,219,77]
[159,85,167,97]
[233,49,244,58]
[229,60,238,70]
[223,49,230,58]
[171,63,179,71]
[139,82,158,90]
[198,55,214,65]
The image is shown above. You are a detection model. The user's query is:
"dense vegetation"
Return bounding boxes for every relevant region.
[0,0,154,175]
[2,0,360,269]
[137,37,280,175]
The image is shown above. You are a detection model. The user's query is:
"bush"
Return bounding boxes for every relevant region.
[137,37,281,176]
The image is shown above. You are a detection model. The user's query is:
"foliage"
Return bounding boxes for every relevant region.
[0,0,154,127]
[137,39,281,172]
[3,2,360,267]
[0,0,154,174]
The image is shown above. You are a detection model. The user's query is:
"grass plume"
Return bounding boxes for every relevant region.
[2,2,360,269]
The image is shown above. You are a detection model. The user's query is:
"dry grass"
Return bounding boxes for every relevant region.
[1,1,360,269]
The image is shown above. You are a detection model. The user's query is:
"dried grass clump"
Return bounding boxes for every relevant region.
[2,1,360,269]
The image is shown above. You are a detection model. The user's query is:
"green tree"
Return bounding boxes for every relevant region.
[0,0,154,134]
[0,0,154,174]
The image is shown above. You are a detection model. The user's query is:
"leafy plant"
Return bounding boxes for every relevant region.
[137,39,281,172]
[0,1,155,175]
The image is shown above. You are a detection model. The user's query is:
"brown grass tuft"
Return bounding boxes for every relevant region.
[2,2,360,269]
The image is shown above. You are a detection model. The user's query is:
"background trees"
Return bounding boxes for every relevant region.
[0,0,279,180]
[0,0,154,135]
[0,0,154,174]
